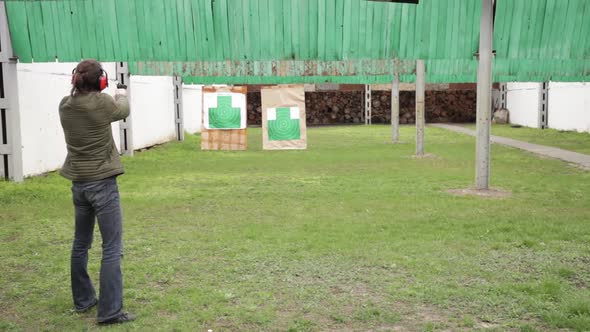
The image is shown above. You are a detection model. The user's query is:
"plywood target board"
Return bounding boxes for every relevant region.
[261,85,307,150]
[201,86,248,150]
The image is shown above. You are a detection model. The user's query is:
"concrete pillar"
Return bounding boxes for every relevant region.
[391,72,400,142]
[475,0,494,190]
[415,60,425,156]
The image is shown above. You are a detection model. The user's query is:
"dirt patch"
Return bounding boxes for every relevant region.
[476,319,500,329]
[7,263,38,275]
[0,304,21,325]
[392,302,455,332]
[156,310,178,322]
[148,279,175,291]
[1,235,19,243]
[446,187,512,198]
[410,153,438,159]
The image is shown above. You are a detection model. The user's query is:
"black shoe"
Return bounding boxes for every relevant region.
[75,299,98,313]
[98,312,136,325]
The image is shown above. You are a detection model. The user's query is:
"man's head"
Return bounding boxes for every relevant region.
[71,59,108,96]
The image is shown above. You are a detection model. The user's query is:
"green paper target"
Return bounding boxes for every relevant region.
[268,107,301,141]
[208,95,241,129]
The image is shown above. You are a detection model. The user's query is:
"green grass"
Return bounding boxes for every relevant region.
[1,125,590,331]
[464,124,590,155]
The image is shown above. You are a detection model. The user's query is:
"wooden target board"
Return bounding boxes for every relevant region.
[261,85,307,150]
[201,86,247,150]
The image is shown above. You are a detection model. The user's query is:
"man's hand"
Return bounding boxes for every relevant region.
[115,84,127,97]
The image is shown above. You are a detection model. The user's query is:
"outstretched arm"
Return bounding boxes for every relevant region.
[108,87,130,122]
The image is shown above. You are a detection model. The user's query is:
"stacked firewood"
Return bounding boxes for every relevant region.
[246,90,477,126]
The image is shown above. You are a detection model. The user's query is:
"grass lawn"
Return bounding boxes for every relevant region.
[1,125,589,331]
[463,124,590,155]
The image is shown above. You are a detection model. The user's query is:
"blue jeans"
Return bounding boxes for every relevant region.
[70,176,124,322]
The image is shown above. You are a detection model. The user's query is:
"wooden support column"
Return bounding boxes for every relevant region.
[415,60,425,156]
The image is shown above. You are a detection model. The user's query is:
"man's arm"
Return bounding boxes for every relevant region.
[105,88,130,122]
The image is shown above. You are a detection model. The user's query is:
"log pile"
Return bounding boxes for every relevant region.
[247,90,476,126]
[246,94,262,125]
[304,91,364,125]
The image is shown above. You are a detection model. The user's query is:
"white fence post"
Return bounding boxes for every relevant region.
[116,62,134,156]
[364,84,372,125]
[538,82,549,129]
[173,75,184,141]
[0,2,23,182]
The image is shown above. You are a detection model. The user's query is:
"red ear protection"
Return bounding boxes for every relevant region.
[99,70,109,91]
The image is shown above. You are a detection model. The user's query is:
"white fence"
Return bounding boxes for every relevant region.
[16,62,119,177]
[182,84,203,134]
[506,82,590,132]
[129,75,176,150]
[547,83,590,133]
[14,62,203,177]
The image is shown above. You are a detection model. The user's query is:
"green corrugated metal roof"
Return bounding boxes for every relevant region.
[5,0,590,83]
[493,0,590,81]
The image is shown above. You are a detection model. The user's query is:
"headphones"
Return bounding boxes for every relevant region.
[71,68,109,91]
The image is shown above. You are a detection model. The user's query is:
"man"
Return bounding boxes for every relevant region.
[59,59,135,325]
